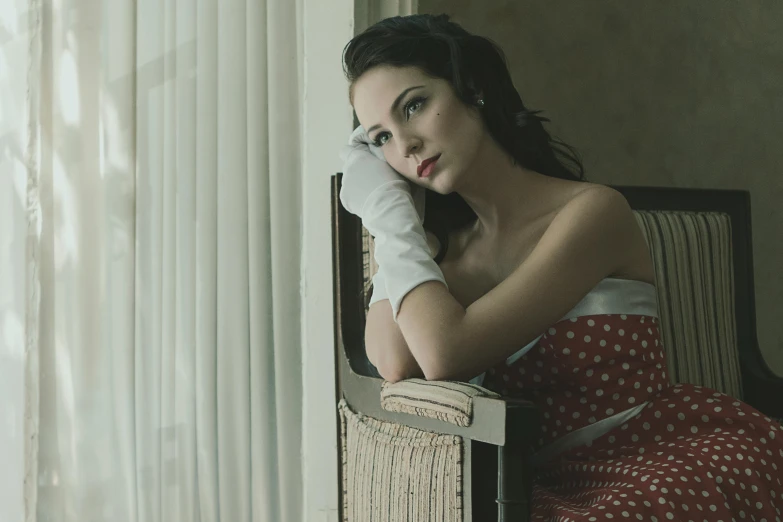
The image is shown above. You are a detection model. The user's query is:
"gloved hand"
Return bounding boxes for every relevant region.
[339,126,447,321]
[339,126,425,221]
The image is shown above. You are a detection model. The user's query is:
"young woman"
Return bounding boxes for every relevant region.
[339,13,782,521]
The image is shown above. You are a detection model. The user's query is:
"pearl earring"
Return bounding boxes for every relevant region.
[477,98,485,107]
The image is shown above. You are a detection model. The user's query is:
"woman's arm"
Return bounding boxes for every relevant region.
[395,186,640,381]
[364,230,440,382]
[365,299,423,382]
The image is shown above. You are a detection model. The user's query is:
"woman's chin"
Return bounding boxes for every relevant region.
[427,170,458,194]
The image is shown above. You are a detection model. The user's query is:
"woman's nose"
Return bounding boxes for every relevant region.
[399,137,421,158]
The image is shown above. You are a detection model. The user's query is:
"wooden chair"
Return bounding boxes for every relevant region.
[332,175,783,522]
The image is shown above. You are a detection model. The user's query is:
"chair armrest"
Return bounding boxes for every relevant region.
[380,378,501,427]
[339,353,539,446]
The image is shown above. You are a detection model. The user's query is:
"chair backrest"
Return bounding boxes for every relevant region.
[617,186,763,401]
[632,209,742,397]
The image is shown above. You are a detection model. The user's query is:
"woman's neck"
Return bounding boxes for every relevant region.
[455,138,557,240]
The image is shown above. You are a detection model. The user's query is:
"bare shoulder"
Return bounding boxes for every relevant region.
[551,183,654,283]
[529,181,638,255]
[560,183,633,217]
[559,180,624,204]
[547,183,638,251]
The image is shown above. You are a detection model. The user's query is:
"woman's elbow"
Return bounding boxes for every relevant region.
[377,364,411,383]
[417,350,461,382]
[417,337,474,381]
[420,364,456,382]
[368,348,422,383]
[372,347,459,382]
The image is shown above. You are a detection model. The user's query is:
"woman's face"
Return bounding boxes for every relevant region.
[351,65,487,193]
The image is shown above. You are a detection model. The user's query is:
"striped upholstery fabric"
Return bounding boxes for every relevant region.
[338,400,464,521]
[381,379,500,427]
[633,210,743,399]
[361,210,744,399]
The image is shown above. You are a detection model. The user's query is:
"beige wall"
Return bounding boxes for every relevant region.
[420,0,783,375]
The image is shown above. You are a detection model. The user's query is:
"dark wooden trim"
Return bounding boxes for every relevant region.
[613,185,746,213]
[330,175,345,522]
[470,440,498,521]
[497,403,539,522]
[333,173,375,377]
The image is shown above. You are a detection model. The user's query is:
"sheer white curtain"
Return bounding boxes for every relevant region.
[3,0,308,520]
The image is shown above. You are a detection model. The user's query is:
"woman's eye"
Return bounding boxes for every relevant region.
[372,97,426,147]
[373,133,390,147]
[405,97,425,119]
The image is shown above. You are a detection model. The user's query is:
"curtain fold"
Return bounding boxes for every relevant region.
[245,0,282,520]
[265,0,303,519]
[18,0,305,520]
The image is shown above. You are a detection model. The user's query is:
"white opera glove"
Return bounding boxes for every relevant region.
[339,125,446,321]
[367,199,428,308]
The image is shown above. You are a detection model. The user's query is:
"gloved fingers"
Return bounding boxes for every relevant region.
[340,124,417,219]
[348,125,370,146]
[348,125,387,162]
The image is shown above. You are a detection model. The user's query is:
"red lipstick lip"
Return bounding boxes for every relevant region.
[417,154,441,177]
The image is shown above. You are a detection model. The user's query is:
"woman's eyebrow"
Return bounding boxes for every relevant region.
[366,85,426,134]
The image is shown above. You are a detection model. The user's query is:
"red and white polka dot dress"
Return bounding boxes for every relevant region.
[483,313,783,521]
